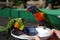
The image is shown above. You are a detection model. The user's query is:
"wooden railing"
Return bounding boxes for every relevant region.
[0,2,14,7]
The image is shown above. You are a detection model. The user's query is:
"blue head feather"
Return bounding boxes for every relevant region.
[27,6,36,14]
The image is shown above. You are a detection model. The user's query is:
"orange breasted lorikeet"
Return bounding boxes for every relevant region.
[26,6,45,26]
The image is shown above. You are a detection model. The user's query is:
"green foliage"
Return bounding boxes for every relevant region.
[0,26,8,32]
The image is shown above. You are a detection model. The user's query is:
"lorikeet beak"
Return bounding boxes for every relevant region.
[26,8,29,12]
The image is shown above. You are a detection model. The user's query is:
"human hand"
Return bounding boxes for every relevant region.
[53,29,60,39]
[50,29,55,35]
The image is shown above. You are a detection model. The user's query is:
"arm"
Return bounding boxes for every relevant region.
[54,29,60,39]
[50,29,60,39]
[48,29,60,40]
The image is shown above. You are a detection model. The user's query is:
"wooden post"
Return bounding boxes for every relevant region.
[6,0,9,6]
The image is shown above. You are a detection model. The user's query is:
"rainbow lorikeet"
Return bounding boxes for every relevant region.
[26,6,45,26]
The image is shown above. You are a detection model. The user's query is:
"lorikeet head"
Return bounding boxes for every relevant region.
[26,6,36,13]
[26,5,42,13]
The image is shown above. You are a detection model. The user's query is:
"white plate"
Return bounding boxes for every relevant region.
[36,26,51,37]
